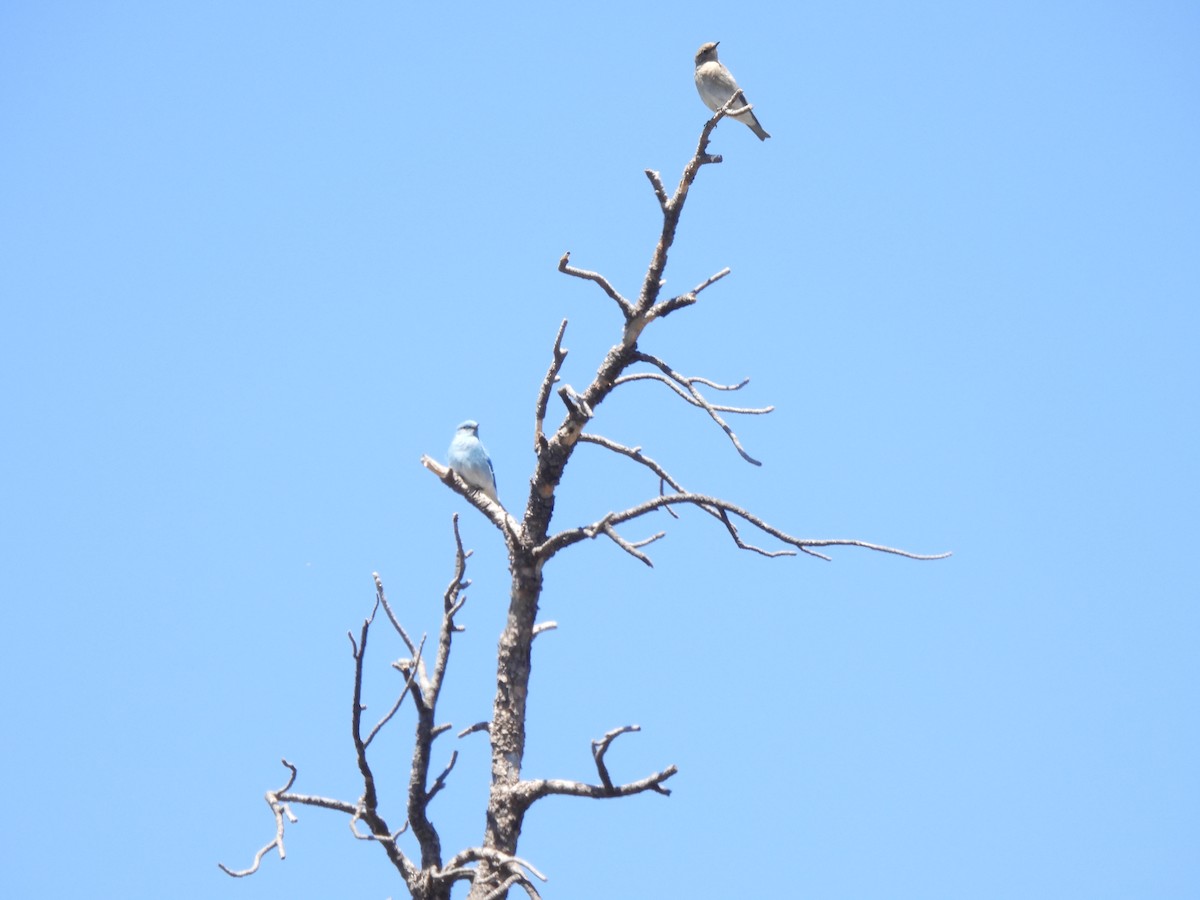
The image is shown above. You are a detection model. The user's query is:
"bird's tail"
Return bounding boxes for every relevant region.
[732,108,771,141]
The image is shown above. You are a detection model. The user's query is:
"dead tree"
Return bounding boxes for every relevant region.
[221,98,949,899]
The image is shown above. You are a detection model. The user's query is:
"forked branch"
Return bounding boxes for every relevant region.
[645,266,731,320]
[218,759,410,879]
[534,319,569,453]
[440,848,549,900]
[538,492,951,564]
[517,725,678,806]
[631,351,770,464]
[223,521,479,897]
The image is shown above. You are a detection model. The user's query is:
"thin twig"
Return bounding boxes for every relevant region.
[458,721,491,738]
[218,761,298,876]
[645,169,669,211]
[536,492,952,564]
[429,515,469,700]
[632,351,768,464]
[444,848,548,883]
[634,117,724,313]
[365,674,413,748]
[559,252,633,318]
[482,874,542,900]
[534,319,569,454]
[394,633,431,712]
[577,433,685,492]
[713,89,750,128]
[600,522,664,567]
[592,725,638,791]
[272,791,357,815]
[576,434,800,557]
[405,516,475,868]
[350,808,408,842]
[441,848,549,900]
[614,371,772,415]
[220,760,416,881]
[374,571,417,656]
[427,750,459,803]
[647,267,732,320]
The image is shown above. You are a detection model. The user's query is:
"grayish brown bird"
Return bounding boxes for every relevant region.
[694,41,770,141]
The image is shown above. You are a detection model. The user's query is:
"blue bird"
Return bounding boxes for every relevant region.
[447,420,498,503]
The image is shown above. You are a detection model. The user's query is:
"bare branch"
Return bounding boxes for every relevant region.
[537,492,952,563]
[392,632,430,707]
[218,834,282,878]
[458,720,491,738]
[483,874,543,900]
[511,726,677,819]
[220,760,416,881]
[614,370,771,418]
[365,676,412,748]
[437,865,477,888]
[444,848,548,884]
[354,571,447,880]
[218,761,298,877]
[691,375,753,391]
[532,620,558,638]
[401,517,479,869]
[427,750,459,803]
[577,433,687,492]
[441,848,549,900]
[634,120,724,313]
[557,384,593,420]
[711,506,799,558]
[593,724,639,790]
[374,571,417,656]
[368,629,428,748]
[614,371,766,414]
[534,319,569,454]
[600,521,663,567]
[351,616,380,807]
[522,766,679,803]
[276,758,299,793]
[690,266,732,297]
[350,808,408,842]
[576,436,797,558]
[644,169,669,211]
[631,351,768,464]
[559,251,633,318]
[420,455,522,544]
[647,267,732,320]
[713,89,751,129]
[273,791,357,815]
[429,514,470,701]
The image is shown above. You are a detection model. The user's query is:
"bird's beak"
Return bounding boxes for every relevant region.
[714,41,720,48]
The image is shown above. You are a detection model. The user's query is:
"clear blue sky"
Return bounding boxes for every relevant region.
[2,2,1197,898]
